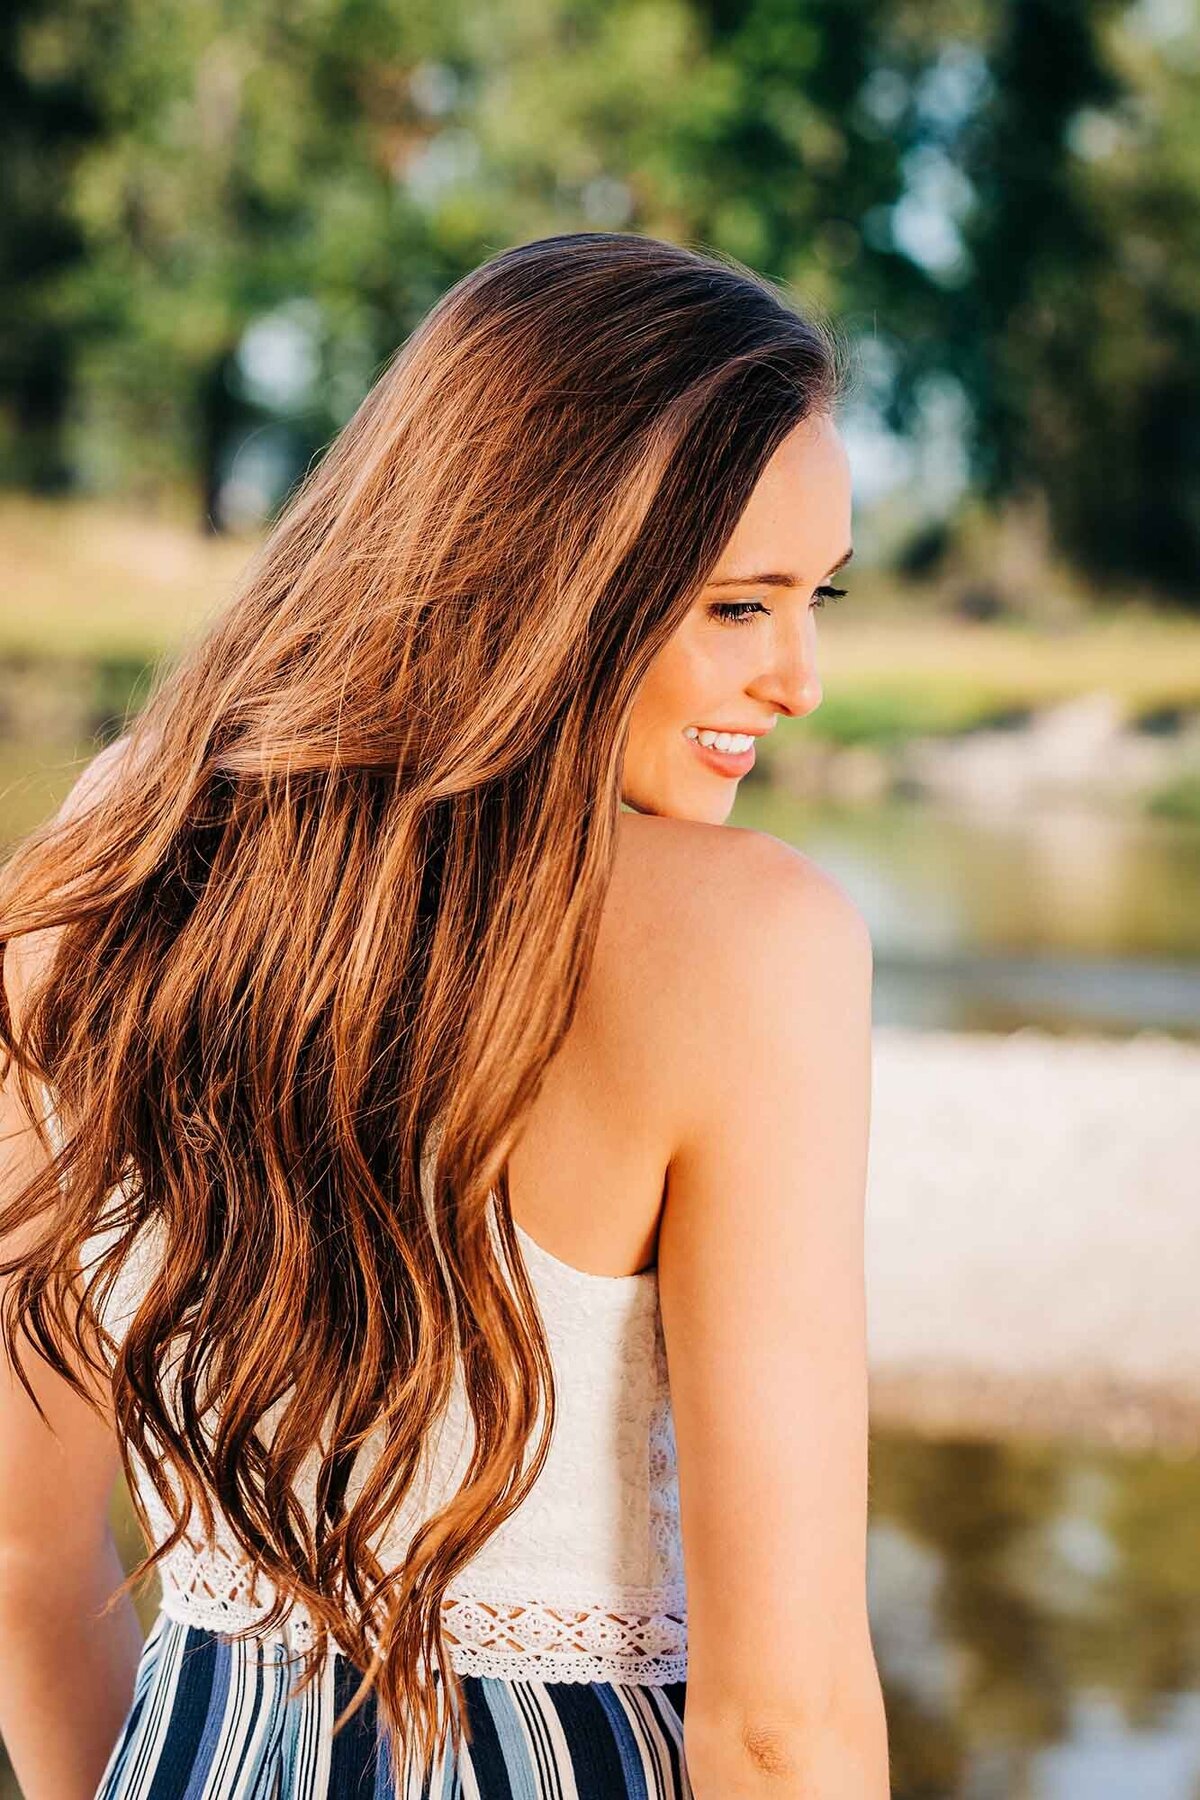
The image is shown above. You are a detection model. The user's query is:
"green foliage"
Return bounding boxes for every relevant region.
[896,0,1200,598]
[778,678,1022,745]
[90,651,156,742]
[1147,772,1200,825]
[0,0,103,490]
[1,0,1198,600]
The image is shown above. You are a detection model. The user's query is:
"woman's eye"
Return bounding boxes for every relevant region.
[708,586,848,626]
[708,600,769,625]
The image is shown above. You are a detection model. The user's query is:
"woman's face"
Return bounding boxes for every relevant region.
[621,409,852,823]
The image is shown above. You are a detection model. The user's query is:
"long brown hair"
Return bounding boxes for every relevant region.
[0,231,847,1775]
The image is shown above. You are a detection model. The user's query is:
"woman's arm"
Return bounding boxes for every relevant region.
[657,832,889,1798]
[0,751,146,1800]
[0,1534,144,1800]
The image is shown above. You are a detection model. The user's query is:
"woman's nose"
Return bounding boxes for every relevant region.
[751,629,822,719]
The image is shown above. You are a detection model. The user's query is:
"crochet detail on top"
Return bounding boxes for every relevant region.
[438,1591,688,1682]
[155,1534,688,1684]
[95,1169,690,1687]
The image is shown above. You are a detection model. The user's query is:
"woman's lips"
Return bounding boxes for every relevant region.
[686,735,756,778]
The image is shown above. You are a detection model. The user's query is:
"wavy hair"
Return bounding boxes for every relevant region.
[0,231,847,1776]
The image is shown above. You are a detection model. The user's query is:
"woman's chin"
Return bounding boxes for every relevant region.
[619,779,737,824]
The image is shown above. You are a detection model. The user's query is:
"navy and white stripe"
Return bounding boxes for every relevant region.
[94,1610,693,1798]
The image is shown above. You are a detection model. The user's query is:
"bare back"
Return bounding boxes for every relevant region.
[504,808,715,1277]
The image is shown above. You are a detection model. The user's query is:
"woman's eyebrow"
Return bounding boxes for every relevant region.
[708,546,854,588]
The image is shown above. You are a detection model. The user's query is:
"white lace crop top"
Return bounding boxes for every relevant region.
[75,1152,687,1685]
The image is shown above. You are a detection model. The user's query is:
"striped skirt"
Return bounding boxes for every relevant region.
[94,1609,693,1799]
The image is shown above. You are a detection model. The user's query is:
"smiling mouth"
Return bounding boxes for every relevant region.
[683,728,758,778]
[683,726,762,751]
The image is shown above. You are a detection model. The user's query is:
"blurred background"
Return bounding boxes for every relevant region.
[2,0,1199,1794]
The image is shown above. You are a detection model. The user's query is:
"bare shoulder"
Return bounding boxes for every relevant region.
[3,733,138,1010]
[52,731,139,826]
[609,809,871,1006]
[606,811,872,1149]
[613,807,868,921]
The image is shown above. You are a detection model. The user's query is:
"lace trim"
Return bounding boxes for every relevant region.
[439,1591,687,1683]
[154,1541,688,1685]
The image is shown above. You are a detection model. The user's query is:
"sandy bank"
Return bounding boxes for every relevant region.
[865,1025,1200,1449]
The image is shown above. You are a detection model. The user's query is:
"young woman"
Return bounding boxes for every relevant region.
[0,233,889,1799]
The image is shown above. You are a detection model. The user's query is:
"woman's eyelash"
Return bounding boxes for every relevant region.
[708,585,847,625]
[708,599,768,624]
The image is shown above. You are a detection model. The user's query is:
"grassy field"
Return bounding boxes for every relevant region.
[6,494,1200,728]
[1,494,252,658]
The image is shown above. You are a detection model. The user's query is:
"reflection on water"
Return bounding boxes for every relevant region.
[872,1430,1200,1799]
[733,786,1200,1037]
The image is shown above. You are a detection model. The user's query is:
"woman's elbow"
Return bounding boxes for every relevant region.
[684,1671,891,1799]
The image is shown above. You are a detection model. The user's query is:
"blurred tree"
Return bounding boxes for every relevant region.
[1058,10,1200,599]
[954,0,1124,495]
[952,0,1200,600]
[6,0,479,524]
[1,0,1198,598]
[677,0,938,319]
[0,0,102,489]
[867,0,1200,605]
[2,0,926,530]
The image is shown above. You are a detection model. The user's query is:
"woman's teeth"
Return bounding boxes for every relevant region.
[684,727,755,754]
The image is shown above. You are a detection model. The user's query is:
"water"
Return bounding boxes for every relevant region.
[872,1430,1200,1798]
[732,786,1200,1037]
